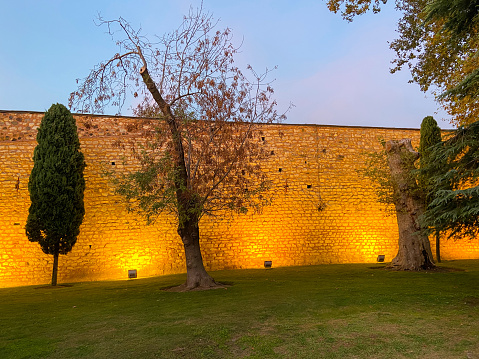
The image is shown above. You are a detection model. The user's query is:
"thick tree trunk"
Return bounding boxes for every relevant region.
[178,217,218,290]
[386,139,435,270]
[52,245,59,286]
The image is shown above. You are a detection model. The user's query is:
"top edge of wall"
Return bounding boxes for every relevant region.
[0,109,421,131]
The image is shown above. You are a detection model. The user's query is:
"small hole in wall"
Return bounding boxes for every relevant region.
[322,149,327,153]
[307,184,312,189]
[278,168,282,172]
[305,161,307,164]
[241,170,245,175]
[13,222,20,226]
[111,161,116,166]
[261,137,265,141]
[270,150,275,155]
[89,245,92,249]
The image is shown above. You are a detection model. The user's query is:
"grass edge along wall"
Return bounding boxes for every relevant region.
[1,110,478,288]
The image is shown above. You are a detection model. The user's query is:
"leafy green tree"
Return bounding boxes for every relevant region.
[418,116,443,261]
[424,0,479,39]
[423,0,479,100]
[26,104,86,286]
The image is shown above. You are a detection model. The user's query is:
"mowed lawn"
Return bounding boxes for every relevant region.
[0,260,478,359]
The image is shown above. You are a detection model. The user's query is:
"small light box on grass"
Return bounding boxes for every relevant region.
[377,255,385,263]
[128,269,137,279]
[264,261,272,269]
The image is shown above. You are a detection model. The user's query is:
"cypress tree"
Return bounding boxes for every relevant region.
[419,116,442,262]
[419,116,442,176]
[26,104,86,286]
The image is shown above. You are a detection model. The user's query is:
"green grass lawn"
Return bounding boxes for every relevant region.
[0,260,478,359]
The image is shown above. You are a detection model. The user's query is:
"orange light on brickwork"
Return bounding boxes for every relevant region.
[114,250,155,280]
[354,230,383,263]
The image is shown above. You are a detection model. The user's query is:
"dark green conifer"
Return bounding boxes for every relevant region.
[419,116,442,262]
[422,120,479,238]
[26,104,86,286]
[419,116,442,192]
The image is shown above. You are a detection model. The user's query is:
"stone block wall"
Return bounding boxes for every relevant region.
[1,110,478,287]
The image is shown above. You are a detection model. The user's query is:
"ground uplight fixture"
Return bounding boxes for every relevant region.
[377,255,385,263]
[264,261,272,269]
[128,269,137,279]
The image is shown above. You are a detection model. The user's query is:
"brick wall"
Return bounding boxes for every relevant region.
[1,110,478,287]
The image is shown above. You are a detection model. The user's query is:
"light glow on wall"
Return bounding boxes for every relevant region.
[1,111,478,288]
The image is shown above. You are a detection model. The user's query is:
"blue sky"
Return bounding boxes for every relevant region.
[0,0,451,128]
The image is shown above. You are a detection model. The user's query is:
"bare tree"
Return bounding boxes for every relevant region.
[70,6,287,290]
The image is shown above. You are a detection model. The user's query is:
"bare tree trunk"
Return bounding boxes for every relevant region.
[178,217,218,290]
[435,230,441,263]
[140,66,219,289]
[386,139,435,270]
[52,244,59,286]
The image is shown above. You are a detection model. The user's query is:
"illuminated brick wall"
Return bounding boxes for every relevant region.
[1,110,478,287]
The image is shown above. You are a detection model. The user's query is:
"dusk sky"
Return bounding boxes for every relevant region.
[0,0,452,129]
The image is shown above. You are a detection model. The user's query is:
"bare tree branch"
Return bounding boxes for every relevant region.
[70,5,288,289]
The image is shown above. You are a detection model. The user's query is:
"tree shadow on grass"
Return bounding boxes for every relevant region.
[34,284,74,289]
[368,265,465,272]
[160,281,234,292]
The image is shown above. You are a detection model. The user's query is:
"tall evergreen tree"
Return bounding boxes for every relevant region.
[26,104,86,286]
[419,116,443,261]
[422,120,479,239]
